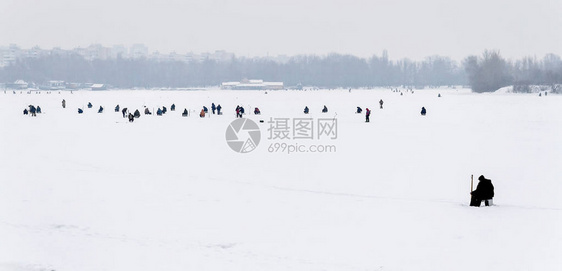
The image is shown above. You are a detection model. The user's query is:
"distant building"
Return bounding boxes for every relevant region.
[6,80,29,89]
[90,84,107,90]
[66,82,82,89]
[221,79,284,90]
[40,80,66,90]
[0,44,20,67]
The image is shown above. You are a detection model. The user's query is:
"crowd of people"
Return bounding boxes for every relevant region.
[22,95,432,123]
[20,87,440,123]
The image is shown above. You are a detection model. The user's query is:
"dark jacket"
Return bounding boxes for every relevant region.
[471,176,494,199]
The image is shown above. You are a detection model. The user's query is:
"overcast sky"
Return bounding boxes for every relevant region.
[1,0,561,61]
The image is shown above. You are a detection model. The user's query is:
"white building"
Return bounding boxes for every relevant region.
[221,79,284,90]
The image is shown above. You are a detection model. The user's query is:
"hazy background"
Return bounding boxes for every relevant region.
[1,0,561,60]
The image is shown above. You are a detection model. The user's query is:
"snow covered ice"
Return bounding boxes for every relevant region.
[0,88,561,271]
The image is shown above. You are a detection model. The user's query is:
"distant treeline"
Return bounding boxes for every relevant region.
[1,51,562,92]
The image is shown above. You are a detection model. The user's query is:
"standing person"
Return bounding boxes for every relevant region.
[29,105,37,117]
[217,104,222,115]
[322,105,328,113]
[128,113,135,122]
[62,99,66,108]
[211,103,216,114]
[304,106,309,114]
[365,108,371,122]
[470,175,495,207]
[379,99,384,109]
[182,108,188,117]
[171,104,176,111]
[122,108,128,118]
[421,107,426,116]
[200,109,206,118]
[115,104,120,112]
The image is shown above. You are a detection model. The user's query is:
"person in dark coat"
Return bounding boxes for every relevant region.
[470,175,495,207]
[144,107,152,115]
[171,104,176,111]
[421,107,426,116]
[217,104,222,115]
[98,106,103,113]
[182,108,188,117]
[157,108,163,116]
[322,105,328,113]
[134,109,141,118]
[203,106,208,113]
[128,113,135,122]
[365,108,371,122]
[379,99,384,109]
[236,106,241,118]
[36,106,42,113]
[211,103,216,114]
[87,102,92,108]
[254,107,261,115]
[304,106,309,114]
[122,108,128,118]
[78,108,83,114]
[23,108,29,115]
[29,105,37,116]
[162,106,167,114]
[62,99,66,108]
[115,105,120,112]
[356,107,362,114]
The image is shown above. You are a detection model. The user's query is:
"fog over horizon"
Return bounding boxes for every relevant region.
[1,0,561,61]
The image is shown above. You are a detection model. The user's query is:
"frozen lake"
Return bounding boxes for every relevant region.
[0,88,561,271]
